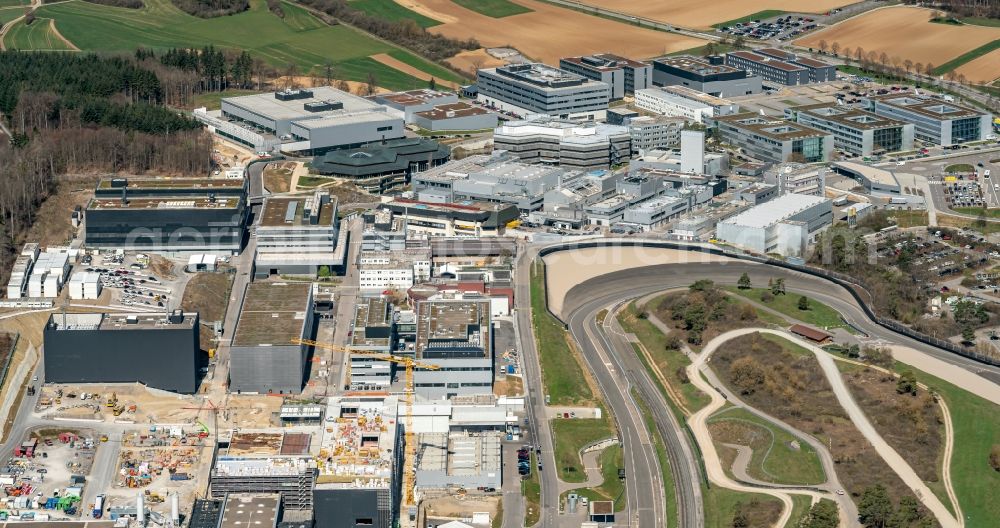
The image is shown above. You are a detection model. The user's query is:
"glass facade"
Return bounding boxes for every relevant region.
[952,117,982,143]
[793,137,824,162]
[872,126,903,153]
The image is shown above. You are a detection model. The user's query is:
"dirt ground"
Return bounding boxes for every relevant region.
[409,0,707,64]
[494,375,523,397]
[423,494,500,523]
[23,179,97,247]
[955,49,1000,84]
[797,7,1000,76]
[263,162,294,193]
[369,53,460,89]
[446,48,508,76]
[568,0,851,29]
[841,365,943,483]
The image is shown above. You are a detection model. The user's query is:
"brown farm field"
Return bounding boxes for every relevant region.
[955,50,1000,84]
[566,0,852,29]
[797,7,1000,77]
[405,0,707,65]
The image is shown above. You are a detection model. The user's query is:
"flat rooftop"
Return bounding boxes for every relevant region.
[260,194,337,228]
[214,456,315,478]
[379,89,451,106]
[351,297,392,348]
[317,396,399,486]
[48,312,196,331]
[495,116,628,143]
[232,282,312,347]
[832,161,899,186]
[414,102,490,121]
[387,199,509,215]
[223,431,311,456]
[631,195,683,212]
[220,495,280,528]
[714,112,829,141]
[870,94,985,120]
[89,197,240,211]
[415,299,491,359]
[561,53,647,71]
[657,85,735,107]
[792,102,908,130]
[416,432,502,479]
[728,50,806,72]
[97,177,245,191]
[486,63,598,91]
[656,56,743,76]
[223,86,382,121]
[720,193,828,229]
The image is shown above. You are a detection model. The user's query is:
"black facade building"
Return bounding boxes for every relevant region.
[43,311,200,393]
[310,138,450,194]
[85,177,249,253]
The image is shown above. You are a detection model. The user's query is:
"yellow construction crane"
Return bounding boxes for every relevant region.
[291,338,440,509]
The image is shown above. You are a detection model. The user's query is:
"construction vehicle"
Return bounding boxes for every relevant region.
[291,338,440,510]
[105,393,117,408]
[207,348,216,359]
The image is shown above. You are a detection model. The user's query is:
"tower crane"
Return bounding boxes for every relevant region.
[292,338,440,510]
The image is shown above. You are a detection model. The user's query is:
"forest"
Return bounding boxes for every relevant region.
[79,0,145,8]
[0,51,211,287]
[297,0,479,61]
[171,0,250,18]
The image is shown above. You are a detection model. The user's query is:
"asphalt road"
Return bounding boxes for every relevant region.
[558,262,1000,382]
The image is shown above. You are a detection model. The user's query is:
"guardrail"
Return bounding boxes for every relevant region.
[536,240,1000,368]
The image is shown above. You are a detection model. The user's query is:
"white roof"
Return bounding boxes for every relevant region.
[721,193,828,229]
[833,161,899,186]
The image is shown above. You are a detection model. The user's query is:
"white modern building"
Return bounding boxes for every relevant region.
[476,63,611,120]
[863,94,992,146]
[830,161,901,194]
[492,116,631,169]
[254,191,346,278]
[358,248,432,292]
[627,116,687,154]
[635,85,738,123]
[558,54,652,99]
[785,103,914,156]
[196,86,404,154]
[68,271,102,300]
[711,113,834,163]
[716,194,833,257]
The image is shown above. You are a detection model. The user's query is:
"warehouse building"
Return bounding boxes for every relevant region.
[716,193,833,257]
[381,200,520,238]
[255,191,344,278]
[412,103,498,132]
[373,89,458,122]
[314,396,401,528]
[229,282,314,394]
[43,311,199,393]
[493,116,631,170]
[476,63,611,120]
[634,85,738,123]
[413,299,493,400]
[863,94,993,146]
[830,161,901,194]
[413,153,579,212]
[210,432,317,510]
[85,177,249,253]
[310,138,450,194]
[755,48,837,83]
[347,297,396,391]
[621,195,688,231]
[198,87,404,154]
[784,103,914,156]
[416,432,502,491]
[651,56,761,97]
[558,53,652,99]
[710,113,834,163]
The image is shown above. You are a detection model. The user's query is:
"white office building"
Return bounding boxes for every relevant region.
[716,194,833,257]
[635,85,738,123]
[476,63,610,120]
[358,248,432,292]
[864,94,992,146]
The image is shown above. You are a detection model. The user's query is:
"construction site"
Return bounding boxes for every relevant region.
[2,429,97,517]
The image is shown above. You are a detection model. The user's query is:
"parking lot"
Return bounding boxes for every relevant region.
[74,250,193,312]
[716,14,822,42]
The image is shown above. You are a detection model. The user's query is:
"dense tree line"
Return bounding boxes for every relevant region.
[153,46,255,92]
[903,0,1000,18]
[297,0,478,61]
[171,0,249,18]
[266,0,284,17]
[80,0,144,8]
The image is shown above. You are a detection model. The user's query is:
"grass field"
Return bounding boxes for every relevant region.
[189,89,257,111]
[703,487,783,528]
[711,10,787,29]
[0,7,26,26]
[931,39,1000,75]
[451,0,531,18]
[724,286,849,331]
[348,0,440,27]
[4,18,75,51]
[382,49,465,85]
[551,417,615,483]
[709,407,826,485]
[521,452,541,526]
[894,363,1000,526]
[961,17,1000,28]
[529,262,597,406]
[28,0,440,90]
[953,207,1000,218]
[0,0,29,7]
[561,444,626,510]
